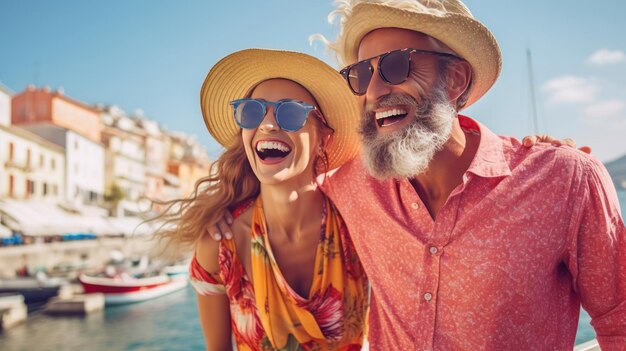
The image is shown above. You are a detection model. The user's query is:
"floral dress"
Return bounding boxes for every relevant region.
[190,196,368,351]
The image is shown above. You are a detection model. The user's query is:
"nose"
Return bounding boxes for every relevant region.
[364,60,392,106]
[258,106,279,133]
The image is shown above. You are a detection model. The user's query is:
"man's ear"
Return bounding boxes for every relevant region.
[446,60,472,103]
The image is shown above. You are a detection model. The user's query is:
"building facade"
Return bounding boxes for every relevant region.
[0,127,66,201]
[100,106,147,214]
[1,86,66,201]
[11,86,102,143]
[21,124,105,206]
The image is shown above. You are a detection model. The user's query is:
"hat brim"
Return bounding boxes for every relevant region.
[340,3,502,109]
[200,49,361,170]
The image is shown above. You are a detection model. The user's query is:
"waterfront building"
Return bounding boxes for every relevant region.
[19,124,105,206]
[0,84,11,126]
[0,86,65,201]
[99,106,147,215]
[166,132,211,198]
[0,126,66,201]
[11,86,102,143]
[136,116,176,206]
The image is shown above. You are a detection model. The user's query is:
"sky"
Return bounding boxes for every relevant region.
[1,0,625,162]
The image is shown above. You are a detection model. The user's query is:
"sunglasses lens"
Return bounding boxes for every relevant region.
[275,101,308,132]
[348,61,373,95]
[235,100,264,129]
[380,50,410,85]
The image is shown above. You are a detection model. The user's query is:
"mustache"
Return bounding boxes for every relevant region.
[359,92,433,138]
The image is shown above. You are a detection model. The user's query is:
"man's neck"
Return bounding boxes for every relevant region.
[411,120,480,219]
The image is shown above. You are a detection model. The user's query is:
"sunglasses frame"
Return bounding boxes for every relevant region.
[340,48,461,96]
[230,98,325,133]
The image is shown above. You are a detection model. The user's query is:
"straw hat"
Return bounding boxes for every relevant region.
[200,49,361,170]
[336,0,502,109]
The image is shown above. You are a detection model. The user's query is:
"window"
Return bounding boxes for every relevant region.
[52,184,58,196]
[8,142,14,161]
[51,158,56,170]
[26,149,31,167]
[26,179,35,197]
[40,154,44,167]
[8,175,14,197]
[43,182,48,196]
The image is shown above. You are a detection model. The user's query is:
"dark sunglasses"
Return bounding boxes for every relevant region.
[230,98,328,132]
[340,48,461,96]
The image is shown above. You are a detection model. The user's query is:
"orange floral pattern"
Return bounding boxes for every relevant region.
[190,196,368,350]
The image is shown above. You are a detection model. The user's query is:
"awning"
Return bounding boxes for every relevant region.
[0,200,154,237]
[0,223,12,238]
[0,200,103,236]
[106,216,154,237]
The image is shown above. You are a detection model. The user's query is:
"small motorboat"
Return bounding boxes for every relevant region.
[0,273,68,311]
[77,272,188,305]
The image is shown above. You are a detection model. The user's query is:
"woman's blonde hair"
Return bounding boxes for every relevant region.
[151,136,259,251]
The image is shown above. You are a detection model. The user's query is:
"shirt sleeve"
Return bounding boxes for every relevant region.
[189,255,226,296]
[570,157,626,350]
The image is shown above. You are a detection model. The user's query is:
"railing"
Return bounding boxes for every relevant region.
[4,160,34,172]
[574,339,600,351]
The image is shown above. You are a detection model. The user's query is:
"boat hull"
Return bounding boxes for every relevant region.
[78,274,188,305]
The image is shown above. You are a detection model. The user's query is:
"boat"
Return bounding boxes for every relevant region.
[77,272,188,305]
[0,273,68,311]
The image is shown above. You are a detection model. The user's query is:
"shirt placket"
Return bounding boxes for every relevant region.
[399,179,462,350]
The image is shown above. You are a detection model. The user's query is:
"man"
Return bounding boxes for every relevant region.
[208,1,624,349]
[319,0,625,349]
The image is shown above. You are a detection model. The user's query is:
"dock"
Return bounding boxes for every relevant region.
[0,293,27,330]
[45,293,105,315]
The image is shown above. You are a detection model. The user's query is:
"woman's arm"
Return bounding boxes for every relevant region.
[195,233,232,351]
[197,294,232,351]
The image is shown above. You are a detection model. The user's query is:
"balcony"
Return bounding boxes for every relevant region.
[4,160,34,173]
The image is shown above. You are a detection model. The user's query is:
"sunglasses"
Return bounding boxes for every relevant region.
[230,98,328,132]
[340,48,460,96]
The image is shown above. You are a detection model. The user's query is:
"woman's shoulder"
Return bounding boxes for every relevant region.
[195,231,221,274]
[231,202,253,251]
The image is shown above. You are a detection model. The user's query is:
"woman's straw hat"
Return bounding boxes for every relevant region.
[200,49,360,170]
[336,0,502,109]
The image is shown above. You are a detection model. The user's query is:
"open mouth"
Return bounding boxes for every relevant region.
[375,108,408,127]
[255,140,292,161]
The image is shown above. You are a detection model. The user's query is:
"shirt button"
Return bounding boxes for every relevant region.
[411,202,419,209]
[429,246,438,255]
[424,293,433,301]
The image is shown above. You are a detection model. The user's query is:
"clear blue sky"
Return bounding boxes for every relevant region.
[1,0,625,161]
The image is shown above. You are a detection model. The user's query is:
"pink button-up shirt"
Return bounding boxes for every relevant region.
[323,116,626,350]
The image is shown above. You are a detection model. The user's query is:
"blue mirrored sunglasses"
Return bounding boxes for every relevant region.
[230,98,326,132]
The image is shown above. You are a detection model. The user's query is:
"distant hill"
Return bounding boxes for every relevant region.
[605,154,626,190]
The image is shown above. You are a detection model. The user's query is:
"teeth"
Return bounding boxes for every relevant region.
[375,108,407,120]
[256,141,291,152]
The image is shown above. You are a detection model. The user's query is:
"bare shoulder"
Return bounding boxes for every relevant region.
[195,231,221,274]
[231,205,253,251]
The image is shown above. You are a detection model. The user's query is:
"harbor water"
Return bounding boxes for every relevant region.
[1,190,624,351]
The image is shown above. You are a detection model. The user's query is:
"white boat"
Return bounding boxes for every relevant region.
[77,273,187,305]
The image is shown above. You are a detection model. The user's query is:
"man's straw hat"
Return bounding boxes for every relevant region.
[336,0,502,109]
[200,49,361,170]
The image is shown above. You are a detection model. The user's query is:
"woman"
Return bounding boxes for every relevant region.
[157,49,367,350]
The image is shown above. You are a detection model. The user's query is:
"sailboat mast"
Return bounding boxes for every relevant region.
[527,49,540,134]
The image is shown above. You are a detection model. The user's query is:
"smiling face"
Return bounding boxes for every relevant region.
[355,28,460,179]
[241,78,325,187]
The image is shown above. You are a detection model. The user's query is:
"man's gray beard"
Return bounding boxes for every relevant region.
[359,87,455,180]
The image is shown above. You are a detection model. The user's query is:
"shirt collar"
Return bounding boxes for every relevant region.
[459,115,512,179]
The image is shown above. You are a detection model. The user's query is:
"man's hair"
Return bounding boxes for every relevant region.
[312,0,454,66]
